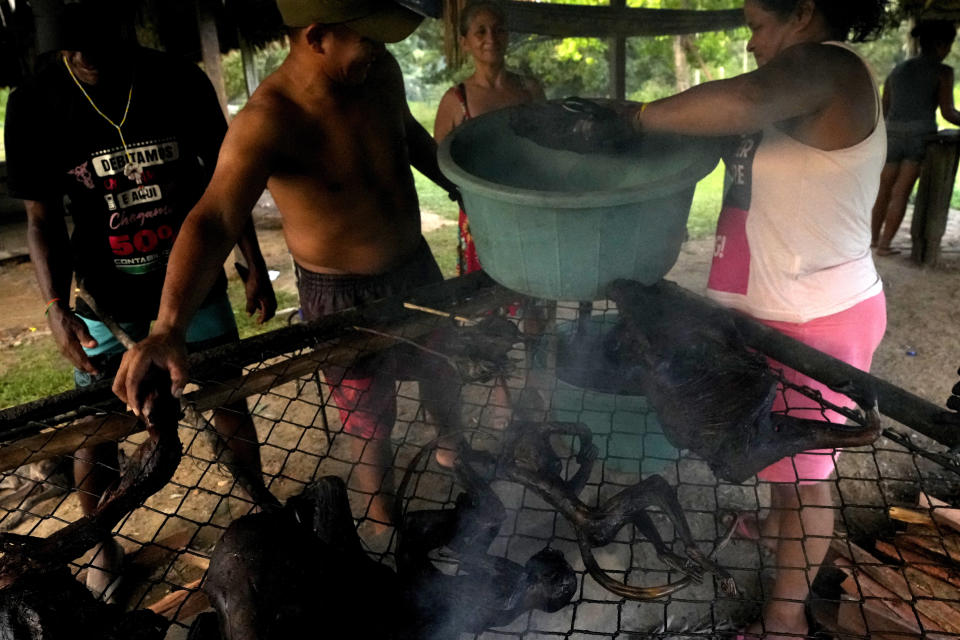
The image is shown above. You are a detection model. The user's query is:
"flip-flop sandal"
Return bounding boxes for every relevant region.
[736,513,760,540]
[875,247,901,256]
[726,513,778,553]
[723,512,760,541]
[86,538,125,604]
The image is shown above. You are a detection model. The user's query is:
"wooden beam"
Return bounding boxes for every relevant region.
[239,32,260,99]
[195,0,228,118]
[0,282,519,471]
[609,0,627,99]
[503,3,745,38]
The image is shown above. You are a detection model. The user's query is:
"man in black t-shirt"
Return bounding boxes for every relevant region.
[4,1,275,602]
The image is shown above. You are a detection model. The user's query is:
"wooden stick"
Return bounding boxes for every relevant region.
[898,533,960,566]
[0,413,140,474]
[835,557,934,631]
[402,302,476,325]
[146,578,208,620]
[835,538,960,632]
[904,565,960,603]
[128,529,194,569]
[831,539,913,600]
[351,325,461,372]
[0,271,506,437]
[889,506,935,527]
[0,287,511,467]
[837,551,960,634]
[920,492,960,535]
[74,284,136,350]
[876,539,960,589]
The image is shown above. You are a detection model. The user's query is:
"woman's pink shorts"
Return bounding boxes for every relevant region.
[755,292,887,484]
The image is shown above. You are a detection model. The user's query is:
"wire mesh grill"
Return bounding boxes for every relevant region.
[0,278,958,639]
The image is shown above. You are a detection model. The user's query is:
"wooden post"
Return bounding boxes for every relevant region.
[910,130,960,268]
[609,0,626,100]
[239,32,260,98]
[195,0,229,119]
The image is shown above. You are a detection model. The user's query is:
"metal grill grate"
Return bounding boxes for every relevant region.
[0,275,957,639]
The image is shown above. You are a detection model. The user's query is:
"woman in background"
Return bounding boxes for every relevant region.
[872,20,960,256]
[434,0,544,275]
[434,1,544,427]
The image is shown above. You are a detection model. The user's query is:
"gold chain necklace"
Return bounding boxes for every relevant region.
[62,55,143,184]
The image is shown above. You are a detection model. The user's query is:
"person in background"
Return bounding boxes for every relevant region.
[594,0,887,637]
[112,0,464,534]
[434,0,544,426]
[4,0,274,602]
[434,0,544,274]
[871,20,960,256]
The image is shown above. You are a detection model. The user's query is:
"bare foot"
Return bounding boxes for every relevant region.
[875,246,901,256]
[86,537,125,604]
[434,434,463,468]
[365,492,396,536]
[486,379,513,430]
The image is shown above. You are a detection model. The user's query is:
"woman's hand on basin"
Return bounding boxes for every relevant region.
[562,97,637,147]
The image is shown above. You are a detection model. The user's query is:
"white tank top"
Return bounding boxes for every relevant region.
[705,43,885,323]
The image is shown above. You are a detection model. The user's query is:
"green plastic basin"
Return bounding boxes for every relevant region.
[438,105,720,301]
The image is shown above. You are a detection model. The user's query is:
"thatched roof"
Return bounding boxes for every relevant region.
[136,0,285,55]
[0,0,286,87]
[0,0,930,89]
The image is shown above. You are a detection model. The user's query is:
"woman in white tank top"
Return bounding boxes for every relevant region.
[602,1,889,638]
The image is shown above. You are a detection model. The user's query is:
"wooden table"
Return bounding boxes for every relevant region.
[911,129,960,267]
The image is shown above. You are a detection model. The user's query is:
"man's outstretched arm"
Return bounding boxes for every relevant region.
[113,105,279,412]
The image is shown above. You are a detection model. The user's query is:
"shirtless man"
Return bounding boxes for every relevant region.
[113,0,463,527]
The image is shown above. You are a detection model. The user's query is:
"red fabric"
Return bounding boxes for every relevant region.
[457,207,483,276]
[329,375,397,441]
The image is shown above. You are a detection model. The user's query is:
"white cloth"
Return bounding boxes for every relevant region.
[706,43,885,323]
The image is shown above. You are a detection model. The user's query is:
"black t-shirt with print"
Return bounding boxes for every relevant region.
[5,47,228,322]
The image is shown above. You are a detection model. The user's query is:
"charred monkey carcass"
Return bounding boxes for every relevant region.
[604,279,881,484]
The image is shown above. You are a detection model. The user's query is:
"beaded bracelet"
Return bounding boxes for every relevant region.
[43,297,61,316]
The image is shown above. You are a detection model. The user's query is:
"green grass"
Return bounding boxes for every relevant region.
[415,169,460,220]
[409,100,461,220]
[424,225,459,279]
[0,339,74,408]
[687,163,724,240]
[0,284,301,409]
[226,281,300,339]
